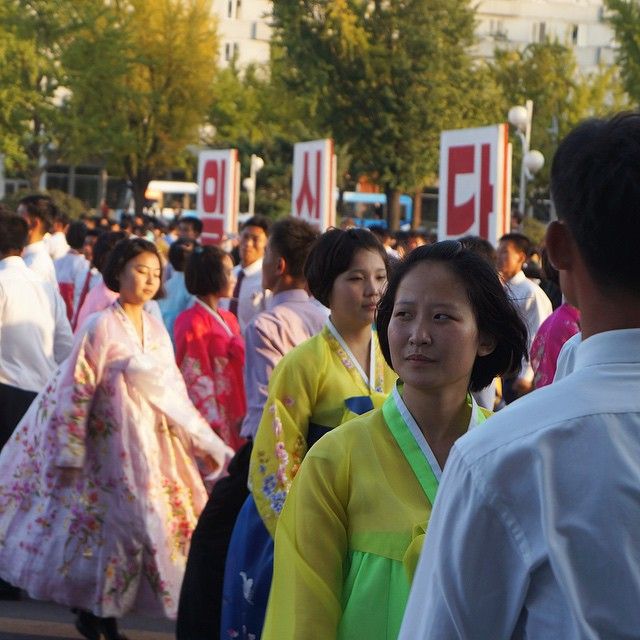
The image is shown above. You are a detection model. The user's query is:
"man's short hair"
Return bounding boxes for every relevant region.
[66,221,88,251]
[0,215,29,254]
[168,238,196,272]
[178,216,203,235]
[242,215,271,236]
[551,112,640,294]
[269,218,319,280]
[499,232,531,256]
[18,194,58,233]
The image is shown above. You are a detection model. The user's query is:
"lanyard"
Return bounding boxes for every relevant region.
[326,318,376,393]
[382,385,487,505]
[196,298,233,337]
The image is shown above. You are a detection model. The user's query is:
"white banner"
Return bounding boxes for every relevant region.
[438,124,511,245]
[291,139,336,231]
[197,149,240,245]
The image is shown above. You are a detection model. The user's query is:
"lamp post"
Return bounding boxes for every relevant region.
[508,100,544,217]
[242,154,264,216]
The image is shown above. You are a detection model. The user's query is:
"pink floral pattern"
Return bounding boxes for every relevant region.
[175,303,246,451]
[0,303,223,618]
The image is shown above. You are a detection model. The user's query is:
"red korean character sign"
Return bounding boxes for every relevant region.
[197,149,240,245]
[291,139,336,231]
[438,124,511,245]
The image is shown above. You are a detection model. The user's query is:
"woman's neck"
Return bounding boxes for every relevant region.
[119,300,145,341]
[402,382,472,467]
[331,317,372,372]
[198,293,220,311]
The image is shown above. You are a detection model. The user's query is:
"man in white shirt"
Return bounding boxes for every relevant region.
[17,194,59,288]
[46,210,70,260]
[400,113,640,639]
[225,215,271,332]
[497,232,552,401]
[0,214,73,450]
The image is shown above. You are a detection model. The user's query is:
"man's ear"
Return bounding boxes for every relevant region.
[275,256,286,277]
[545,220,573,271]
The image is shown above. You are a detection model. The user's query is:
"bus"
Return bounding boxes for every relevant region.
[339,191,414,229]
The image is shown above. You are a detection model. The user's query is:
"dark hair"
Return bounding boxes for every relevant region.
[168,238,197,272]
[269,218,319,279]
[178,216,203,235]
[66,221,88,251]
[0,214,29,254]
[459,235,497,267]
[184,245,230,296]
[376,241,528,392]
[304,228,389,307]
[17,194,58,232]
[103,238,165,299]
[499,232,531,256]
[92,231,126,272]
[242,215,271,236]
[551,112,640,294]
[369,225,392,242]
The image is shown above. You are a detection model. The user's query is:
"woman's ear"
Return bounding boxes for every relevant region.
[477,332,497,357]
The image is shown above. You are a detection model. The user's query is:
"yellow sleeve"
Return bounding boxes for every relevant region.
[249,342,321,537]
[262,438,348,640]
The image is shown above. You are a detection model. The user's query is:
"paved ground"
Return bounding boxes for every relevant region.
[0,598,174,640]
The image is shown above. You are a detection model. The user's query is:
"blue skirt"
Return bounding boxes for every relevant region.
[220,494,273,639]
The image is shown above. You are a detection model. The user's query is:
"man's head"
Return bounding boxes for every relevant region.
[262,217,319,292]
[497,233,531,282]
[16,194,57,243]
[239,215,270,268]
[547,113,640,299]
[0,215,29,258]
[177,216,203,240]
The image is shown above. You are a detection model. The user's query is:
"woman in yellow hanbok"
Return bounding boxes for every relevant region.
[262,240,528,639]
[221,228,397,638]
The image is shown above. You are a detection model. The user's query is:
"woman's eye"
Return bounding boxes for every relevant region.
[434,313,451,320]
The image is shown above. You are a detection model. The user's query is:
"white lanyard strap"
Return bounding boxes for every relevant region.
[326,318,375,393]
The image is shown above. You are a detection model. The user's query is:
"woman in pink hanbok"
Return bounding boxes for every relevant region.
[174,245,246,451]
[0,238,234,640]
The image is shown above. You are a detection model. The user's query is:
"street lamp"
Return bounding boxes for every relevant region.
[508,100,544,217]
[242,154,264,216]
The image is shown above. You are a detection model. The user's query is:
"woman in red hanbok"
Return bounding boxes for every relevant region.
[174,246,246,452]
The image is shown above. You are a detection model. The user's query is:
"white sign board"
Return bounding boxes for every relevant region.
[197,149,240,245]
[291,139,336,230]
[438,124,511,245]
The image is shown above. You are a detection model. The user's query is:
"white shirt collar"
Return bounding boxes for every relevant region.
[575,328,640,371]
[239,257,263,277]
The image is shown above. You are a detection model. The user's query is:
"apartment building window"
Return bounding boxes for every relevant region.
[225,42,231,61]
[571,24,579,45]
[227,0,241,19]
[532,21,546,42]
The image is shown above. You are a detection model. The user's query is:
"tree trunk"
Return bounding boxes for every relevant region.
[385,188,401,231]
[131,171,151,217]
[412,188,422,230]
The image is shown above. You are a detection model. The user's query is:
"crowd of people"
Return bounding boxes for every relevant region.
[0,111,638,640]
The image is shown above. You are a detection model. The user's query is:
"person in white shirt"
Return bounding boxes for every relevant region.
[497,232,552,402]
[46,210,70,260]
[0,214,73,447]
[224,215,271,332]
[54,221,91,322]
[17,194,59,288]
[400,112,640,639]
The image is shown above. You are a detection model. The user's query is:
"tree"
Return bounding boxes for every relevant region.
[605,0,640,104]
[490,40,628,209]
[61,0,219,214]
[271,0,504,229]
[0,0,79,188]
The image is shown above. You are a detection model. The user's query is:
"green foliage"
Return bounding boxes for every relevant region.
[490,40,629,206]
[1,188,88,219]
[271,0,504,227]
[605,0,640,105]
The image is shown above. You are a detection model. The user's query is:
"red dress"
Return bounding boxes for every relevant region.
[174,299,246,451]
